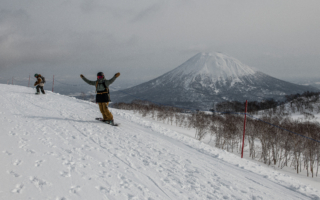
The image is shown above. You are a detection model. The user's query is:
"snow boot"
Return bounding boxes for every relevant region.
[106,120,114,125]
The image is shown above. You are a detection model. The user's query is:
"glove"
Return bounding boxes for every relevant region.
[115,72,120,78]
[80,74,84,78]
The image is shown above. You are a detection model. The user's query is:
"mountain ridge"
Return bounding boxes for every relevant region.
[112,52,319,109]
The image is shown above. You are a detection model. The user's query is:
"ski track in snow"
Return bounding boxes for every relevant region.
[0,85,320,200]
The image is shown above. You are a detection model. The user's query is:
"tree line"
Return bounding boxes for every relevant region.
[113,97,320,178]
[215,91,320,115]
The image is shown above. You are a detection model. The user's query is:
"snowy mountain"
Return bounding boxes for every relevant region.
[112,52,319,110]
[1,84,320,199]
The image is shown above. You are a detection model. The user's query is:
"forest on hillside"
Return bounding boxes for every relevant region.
[113,91,320,178]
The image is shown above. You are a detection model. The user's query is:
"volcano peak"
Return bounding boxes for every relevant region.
[171,52,256,81]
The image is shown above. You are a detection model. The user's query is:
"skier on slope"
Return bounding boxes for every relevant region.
[34,74,46,95]
[80,72,120,125]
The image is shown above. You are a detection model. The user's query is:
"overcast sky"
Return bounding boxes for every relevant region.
[0,0,319,86]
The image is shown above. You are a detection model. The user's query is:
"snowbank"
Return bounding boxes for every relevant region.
[1,84,319,199]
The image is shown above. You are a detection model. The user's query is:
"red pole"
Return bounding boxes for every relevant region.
[12,77,13,85]
[52,75,54,92]
[241,100,248,158]
[28,75,30,87]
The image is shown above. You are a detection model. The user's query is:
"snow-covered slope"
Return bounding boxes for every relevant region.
[112,52,319,110]
[1,84,320,199]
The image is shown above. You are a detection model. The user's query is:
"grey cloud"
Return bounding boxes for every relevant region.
[0,9,30,69]
[131,2,164,23]
[0,0,319,84]
[79,0,99,13]
[79,0,135,20]
[0,9,29,23]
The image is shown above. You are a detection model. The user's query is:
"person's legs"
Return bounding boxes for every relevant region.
[98,103,108,120]
[104,104,113,121]
[98,102,113,121]
[36,85,40,94]
[40,86,45,94]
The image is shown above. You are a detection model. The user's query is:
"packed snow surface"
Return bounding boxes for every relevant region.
[1,84,320,200]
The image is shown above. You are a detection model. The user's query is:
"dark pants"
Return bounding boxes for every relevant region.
[36,85,45,94]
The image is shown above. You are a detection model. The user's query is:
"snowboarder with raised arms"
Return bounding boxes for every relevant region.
[80,72,120,125]
[34,74,46,95]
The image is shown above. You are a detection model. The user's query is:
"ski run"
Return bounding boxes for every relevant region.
[1,84,320,200]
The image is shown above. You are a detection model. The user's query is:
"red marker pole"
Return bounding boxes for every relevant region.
[28,75,30,87]
[241,100,248,158]
[52,75,54,92]
[12,77,13,85]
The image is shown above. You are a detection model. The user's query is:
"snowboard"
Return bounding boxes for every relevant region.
[95,118,119,126]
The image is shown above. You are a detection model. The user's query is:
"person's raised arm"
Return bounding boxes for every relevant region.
[80,74,96,86]
[106,72,120,86]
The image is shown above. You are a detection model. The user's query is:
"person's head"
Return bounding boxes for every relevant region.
[97,72,104,79]
[34,74,39,78]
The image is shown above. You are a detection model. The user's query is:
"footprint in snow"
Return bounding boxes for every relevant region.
[60,171,71,178]
[35,160,44,167]
[13,160,22,166]
[9,131,16,136]
[12,184,24,193]
[23,131,30,136]
[56,197,68,200]
[24,149,35,154]
[29,176,49,190]
[2,150,12,155]
[45,151,56,156]
[69,185,81,194]
[7,170,20,178]
[96,186,110,194]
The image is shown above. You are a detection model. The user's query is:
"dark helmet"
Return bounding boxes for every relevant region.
[34,74,38,77]
[97,72,104,76]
